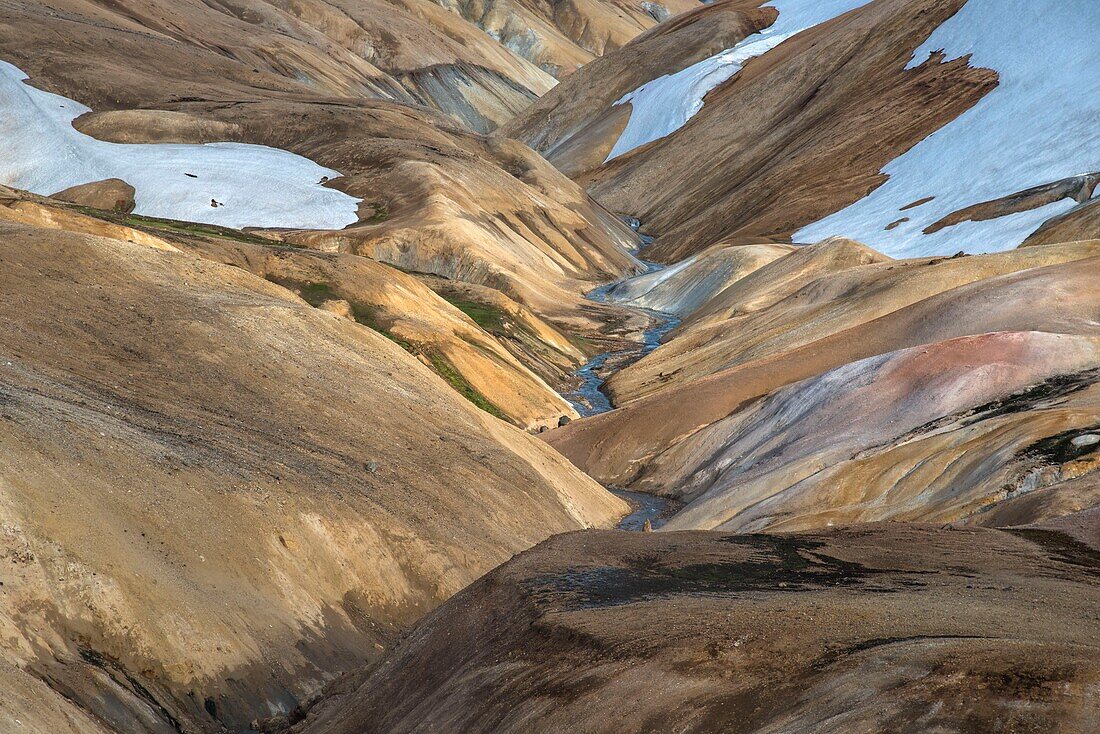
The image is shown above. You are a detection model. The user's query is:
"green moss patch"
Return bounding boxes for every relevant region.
[441,296,507,333]
[426,353,505,419]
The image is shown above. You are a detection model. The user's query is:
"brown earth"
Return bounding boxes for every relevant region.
[608,239,1100,403]
[509,0,1004,261]
[2,2,649,332]
[427,0,699,78]
[0,216,627,732]
[924,172,1100,235]
[0,186,579,428]
[50,177,136,213]
[659,332,1100,532]
[295,522,1100,734]
[1024,198,1100,247]
[546,243,1100,527]
[503,0,773,176]
[1,0,554,132]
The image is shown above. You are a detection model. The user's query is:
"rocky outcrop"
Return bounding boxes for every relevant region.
[295,523,1100,733]
[1023,197,1100,247]
[923,172,1100,235]
[50,177,136,213]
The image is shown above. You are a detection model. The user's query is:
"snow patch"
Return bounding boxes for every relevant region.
[605,0,871,161]
[796,0,1100,256]
[0,60,361,230]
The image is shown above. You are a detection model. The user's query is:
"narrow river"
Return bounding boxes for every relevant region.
[562,260,681,417]
[561,252,682,530]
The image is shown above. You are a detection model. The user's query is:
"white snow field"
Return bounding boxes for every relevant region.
[0,61,360,230]
[605,0,871,161]
[796,0,1100,256]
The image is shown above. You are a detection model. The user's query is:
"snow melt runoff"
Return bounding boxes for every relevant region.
[0,61,360,230]
[796,0,1100,256]
[605,0,872,161]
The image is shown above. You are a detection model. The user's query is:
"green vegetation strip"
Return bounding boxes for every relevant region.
[441,296,507,333]
[71,206,291,246]
[266,279,504,419]
[425,353,505,419]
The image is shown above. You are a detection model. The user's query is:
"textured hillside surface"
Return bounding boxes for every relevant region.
[0,215,626,732]
[1,0,1099,732]
[1,0,555,133]
[296,522,1100,734]
[427,0,699,77]
[548,241,1100,531]
[511,0,1098,259]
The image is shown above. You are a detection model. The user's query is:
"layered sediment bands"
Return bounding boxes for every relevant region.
[0,9,644,321]
[510,0,1008,260]
[0,0,555,132]
[426,0,698,78]
[593,0,996,261]
[0,219,626,731]
[296,524,1100,734]
[960,473,1100,530]
[660,333,1100,531]
[608,239,1100,402]
[503,1,773,174]
[547,243,1100,500]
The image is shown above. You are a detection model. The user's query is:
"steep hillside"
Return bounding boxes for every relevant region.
[0,217,626,732]
[1,0,554,133]
[547,242,1100,531]
[607,239,1098,401]
[296,523,1100,734]
[0,186,583,429]
[511,0,1099,260]
[2,0,1099,731]
[503,0,772,175]
[0,5,646,322]
[428,0,699,77]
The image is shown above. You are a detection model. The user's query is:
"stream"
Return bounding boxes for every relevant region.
[562,259,681,418]
[561,247,682,530]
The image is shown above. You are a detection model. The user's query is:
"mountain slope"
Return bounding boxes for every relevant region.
[547,243,1100,528]
[0,217,626,732]
[427,0,699,77]
[0,7,645,323]
[295,523,1100,734]
[510,0,1099,260]
[1,0,555,133]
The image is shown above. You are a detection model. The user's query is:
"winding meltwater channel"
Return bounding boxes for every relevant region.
[563,259,682,417]
[562,250,684,529]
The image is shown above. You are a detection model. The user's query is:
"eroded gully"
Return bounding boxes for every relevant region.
[561,248,683,530]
